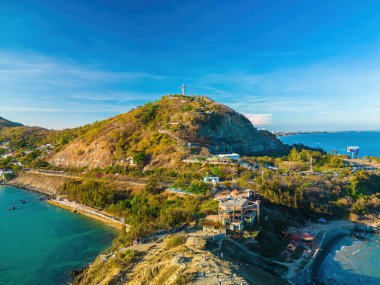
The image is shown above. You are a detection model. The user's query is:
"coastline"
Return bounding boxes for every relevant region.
[5,180,54,198]
[290,222,355,285]
[47,199,124,230]
[310,233,347,283]
[3,179,123,231]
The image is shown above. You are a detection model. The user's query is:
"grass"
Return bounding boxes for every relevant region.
[166,234,187,249]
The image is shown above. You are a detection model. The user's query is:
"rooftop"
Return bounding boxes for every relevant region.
[205,215,220,221]
[220,197,248,209]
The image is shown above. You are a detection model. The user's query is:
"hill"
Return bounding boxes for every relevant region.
[0,116,23,128]
[49,95,285,169]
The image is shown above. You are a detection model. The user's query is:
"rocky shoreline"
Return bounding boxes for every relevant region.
[6,171,69,196]
[4,173,123,230]
[5,180,54,197]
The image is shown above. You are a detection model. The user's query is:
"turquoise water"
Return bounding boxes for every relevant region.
[318,235,380,284]
[279,131,380,158]
[0,185,117,285]
[280,131,380,284]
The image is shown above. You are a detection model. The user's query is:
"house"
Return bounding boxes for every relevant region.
[214,194,230,202]
[240,161,252,170]
[218,197,260,231]
[215,153,240,162]
[0,169,13,179]
[204,176,220,184]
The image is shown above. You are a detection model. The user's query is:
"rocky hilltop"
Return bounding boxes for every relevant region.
[0,116,23,128]
[49,95,285,169]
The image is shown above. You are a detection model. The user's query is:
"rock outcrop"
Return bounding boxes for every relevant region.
[9,171,71,195]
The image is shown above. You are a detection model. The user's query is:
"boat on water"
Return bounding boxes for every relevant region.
[7,206,16,210]
[20,200,27,204]
[351,231,369,241]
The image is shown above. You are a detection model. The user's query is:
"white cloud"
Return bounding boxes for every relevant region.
[244,114,273,126]
[0,50,166,128]
[194,54,380,130]
[0,50,163,88]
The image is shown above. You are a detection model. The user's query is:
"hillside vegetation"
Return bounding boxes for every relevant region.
[0,116,23,128]
[48,95,284,169]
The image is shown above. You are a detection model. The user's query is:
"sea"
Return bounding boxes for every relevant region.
[318,235,380,285]
[279,131,380,158]
[279,131,380,284]
[0,185,117,285]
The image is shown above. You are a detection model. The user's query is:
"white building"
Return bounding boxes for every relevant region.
[204,176,220,184]
[0,169,13,179]
[215,153,240,162]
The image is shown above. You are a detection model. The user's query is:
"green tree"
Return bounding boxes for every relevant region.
[133,152,147,168]
[211,166,223,177]
[187,181,209,194]
[144,176,161,194]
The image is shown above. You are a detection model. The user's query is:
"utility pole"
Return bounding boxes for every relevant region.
[256,200,261,224]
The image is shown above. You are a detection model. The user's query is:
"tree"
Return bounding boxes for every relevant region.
[288,147,300,162]
[211,165,223,177]
[144,176,161,194]
[187,181,209,194]
[133,152,147,168]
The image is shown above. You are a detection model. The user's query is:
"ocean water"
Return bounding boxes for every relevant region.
[280,131,380,284]
[318,235,380,285]
[0,185,117,285]
[279,131,380,158]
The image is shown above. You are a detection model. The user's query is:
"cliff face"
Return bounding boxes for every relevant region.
[49,95,285,169]
[10,172,71,195]
[196,109,283,155]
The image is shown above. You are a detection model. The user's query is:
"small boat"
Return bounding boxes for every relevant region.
[352,232,368,241]
[7,206,16,210]
[20,200,27,204]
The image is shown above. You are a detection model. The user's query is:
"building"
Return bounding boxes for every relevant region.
[0,169,13,180]
[204,176,220,184]
[218,197,259,231]
[214,153,240,162]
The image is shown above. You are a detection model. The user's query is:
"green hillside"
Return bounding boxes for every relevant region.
[49,95,285,169]
[0,116,23,128]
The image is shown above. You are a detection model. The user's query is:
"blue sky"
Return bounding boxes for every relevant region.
[1,0,380,131]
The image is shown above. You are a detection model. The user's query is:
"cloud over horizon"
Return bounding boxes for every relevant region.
[244,114,273,126]
[194,53,380,131]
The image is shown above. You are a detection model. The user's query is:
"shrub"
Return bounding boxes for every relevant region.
[133,151,147,167]
[187,181,209,194]
[166,234,186,249]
